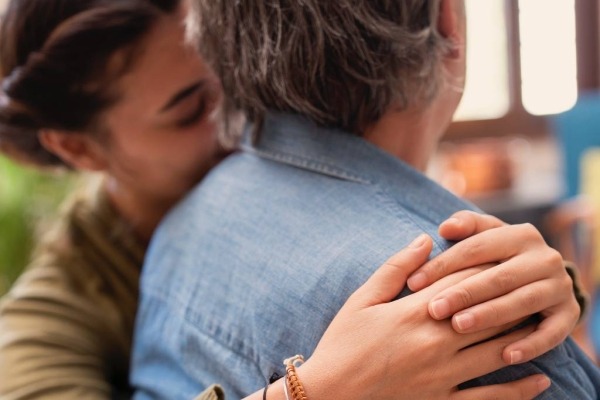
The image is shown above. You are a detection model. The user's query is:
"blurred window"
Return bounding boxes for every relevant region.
[449,0,592,137]
[455,0,510,121]
[519,0,577,115]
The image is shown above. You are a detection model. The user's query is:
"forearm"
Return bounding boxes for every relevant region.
[242,379,286,400]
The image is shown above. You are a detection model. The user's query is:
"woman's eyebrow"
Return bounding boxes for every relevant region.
[159,81,206,113]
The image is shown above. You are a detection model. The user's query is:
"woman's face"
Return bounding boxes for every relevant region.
[99,9,224,204]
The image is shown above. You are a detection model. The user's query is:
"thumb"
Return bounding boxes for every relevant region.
[350,234,433,308]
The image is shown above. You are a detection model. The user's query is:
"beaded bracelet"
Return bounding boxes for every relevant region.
[283,355,308,400]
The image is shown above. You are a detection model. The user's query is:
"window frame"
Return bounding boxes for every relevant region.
[445,0,600,139]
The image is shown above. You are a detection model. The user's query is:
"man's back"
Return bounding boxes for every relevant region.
[132,113,600,399]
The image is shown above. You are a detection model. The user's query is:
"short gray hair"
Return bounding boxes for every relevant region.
[191,0,452,135]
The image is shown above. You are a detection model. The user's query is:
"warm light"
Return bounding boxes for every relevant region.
[454,0,510,121]
[519,0,578,115]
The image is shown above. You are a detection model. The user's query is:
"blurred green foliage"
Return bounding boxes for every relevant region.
[0,156,75,295]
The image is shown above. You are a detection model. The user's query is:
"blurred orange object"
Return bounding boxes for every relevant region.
[437,138,515,197]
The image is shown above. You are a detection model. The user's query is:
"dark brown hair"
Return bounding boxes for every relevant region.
[192,0,452,135]
[0,0,179,167]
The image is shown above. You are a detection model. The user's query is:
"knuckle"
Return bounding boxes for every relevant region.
[470,304,499,332]
[464,239,485,258]
[453,287,476,309]
[382,261,410,279]
[536,248,564,272]
[521,287,541,310]
[560,274,575,295]
[422,329,446,350]
[546,249,564,270]
[518,223,543,242]
[494,268,516,292]
[485,303,501,323]
[428,257,451,278]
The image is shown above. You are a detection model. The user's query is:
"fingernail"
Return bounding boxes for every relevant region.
[430,298,450,319]
[409,234,428,249]
[536,376,551,392]
[510,350,524,364]
[407,272,427,290]
[445,217,461,226]
[454,312,474,331]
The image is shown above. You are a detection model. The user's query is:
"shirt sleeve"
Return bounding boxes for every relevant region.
[0,265,124,400]
[565,260,590,320]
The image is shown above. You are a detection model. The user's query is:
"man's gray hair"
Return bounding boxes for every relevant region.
[191,0,452,135]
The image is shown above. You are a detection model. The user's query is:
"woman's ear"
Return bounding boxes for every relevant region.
[38,130,108,171]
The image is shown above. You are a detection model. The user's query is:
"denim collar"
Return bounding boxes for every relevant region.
[241,112,372,184]
[241,111,473,218]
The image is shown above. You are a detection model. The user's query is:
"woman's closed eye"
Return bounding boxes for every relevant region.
[159,80,219,129]
[175,91,208,128]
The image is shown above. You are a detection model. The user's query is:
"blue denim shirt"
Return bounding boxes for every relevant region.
[132,112,600,399]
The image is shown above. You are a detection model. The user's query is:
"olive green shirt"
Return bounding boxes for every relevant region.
[0,180,223,400]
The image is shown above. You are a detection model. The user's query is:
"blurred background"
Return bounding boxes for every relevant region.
[0,0,600,352]
[0,158,75,294]
[0,0,77,295]
[433,0,600,358]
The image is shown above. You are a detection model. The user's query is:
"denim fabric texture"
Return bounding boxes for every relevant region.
[132,112,600,400]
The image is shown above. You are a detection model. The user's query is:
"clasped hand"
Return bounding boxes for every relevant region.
[299,212,576,400]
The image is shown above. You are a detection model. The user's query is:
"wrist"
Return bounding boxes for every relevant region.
[295,357,345,400]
